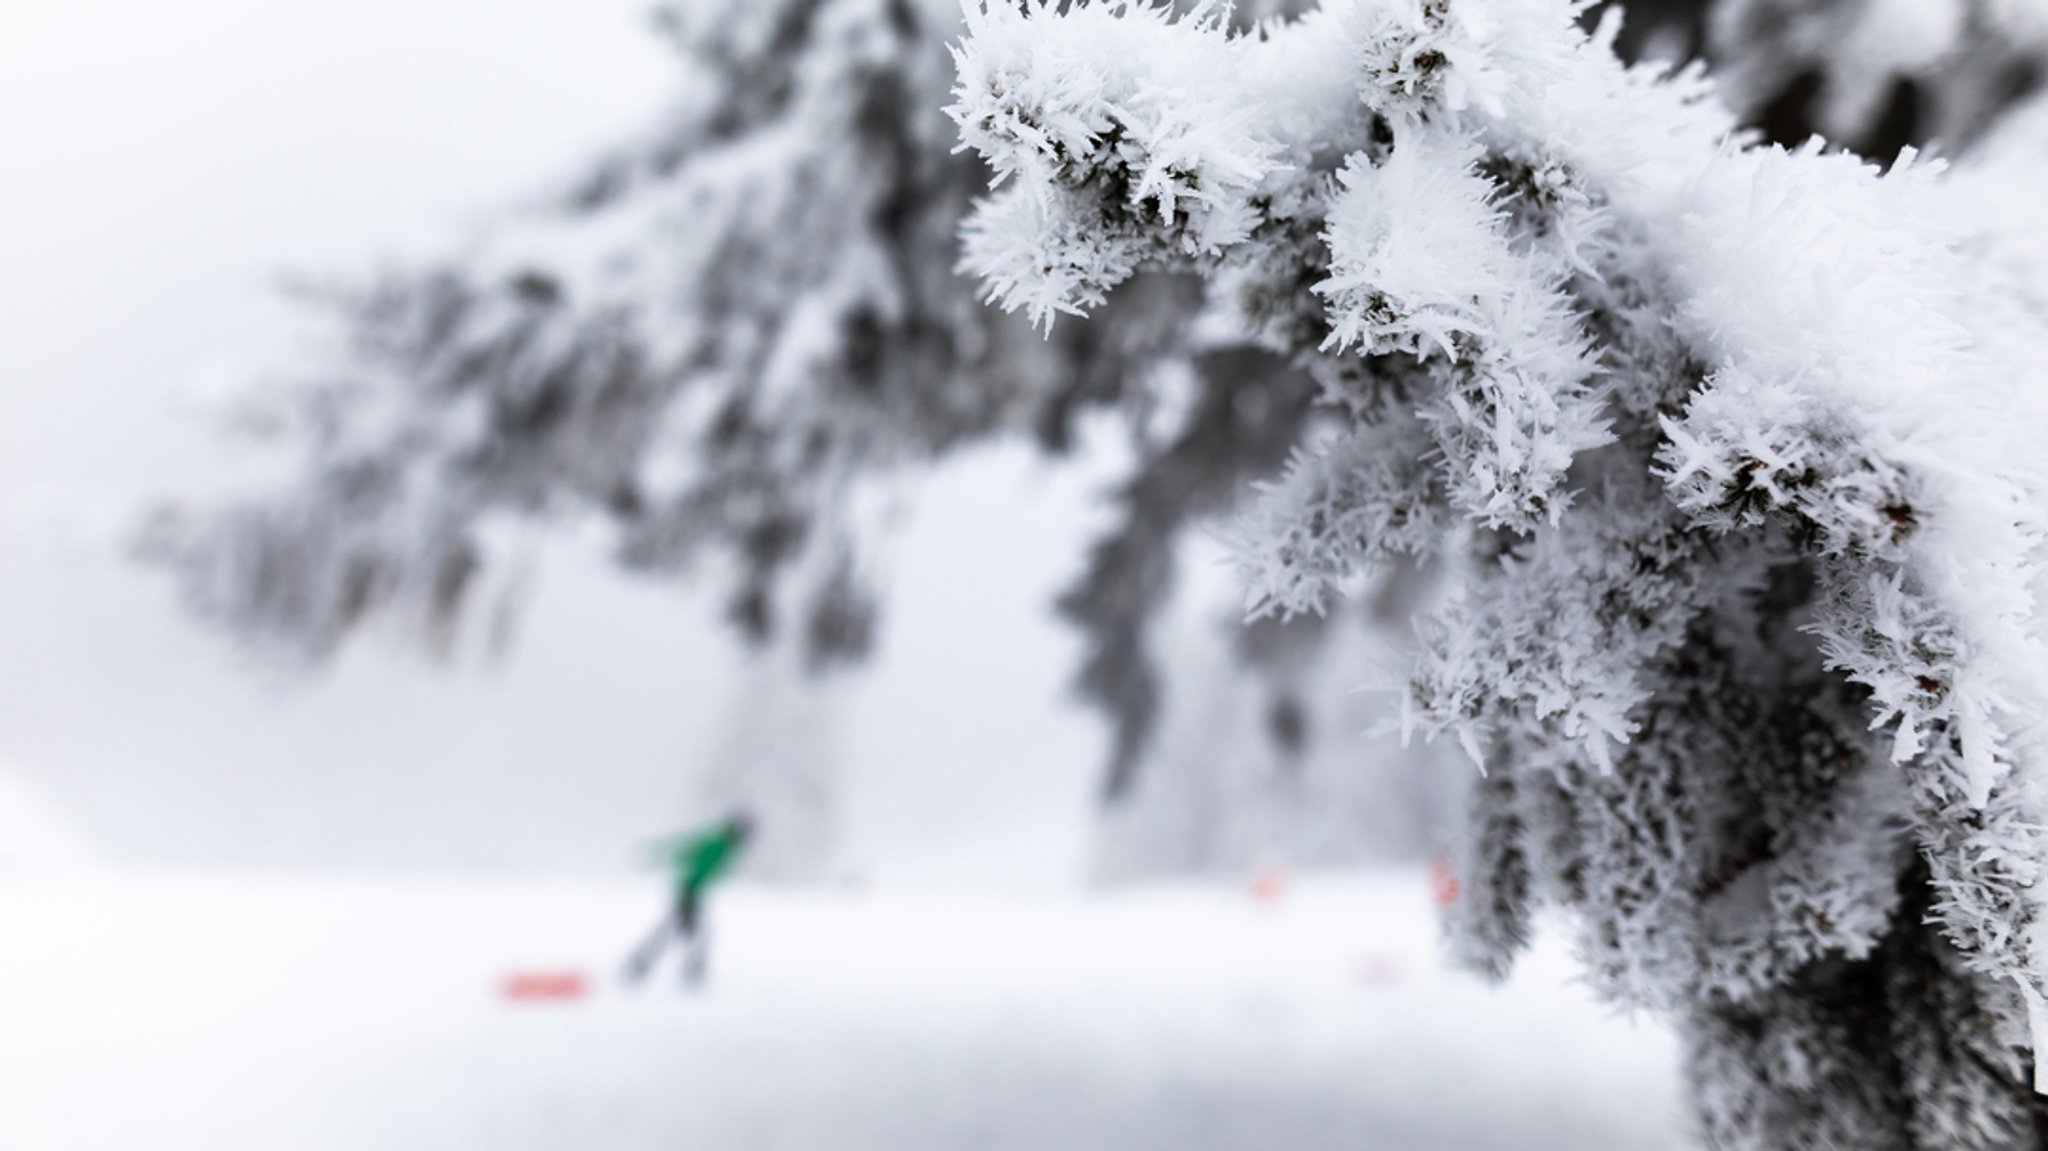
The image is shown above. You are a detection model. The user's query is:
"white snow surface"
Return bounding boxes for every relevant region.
[0,868,1680,1150]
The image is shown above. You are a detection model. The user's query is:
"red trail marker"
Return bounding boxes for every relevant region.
[1430,853,1461,906]
[1250,862,1290,907]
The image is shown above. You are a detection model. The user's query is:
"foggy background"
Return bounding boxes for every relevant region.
[0,0,1134,884]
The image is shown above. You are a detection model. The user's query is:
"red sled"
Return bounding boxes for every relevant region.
[500,970,589,1002]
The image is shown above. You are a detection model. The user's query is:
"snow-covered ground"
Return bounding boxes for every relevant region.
[0,869,1682,1150]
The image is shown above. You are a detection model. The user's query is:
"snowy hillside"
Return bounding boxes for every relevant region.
[0,868,1680,1150]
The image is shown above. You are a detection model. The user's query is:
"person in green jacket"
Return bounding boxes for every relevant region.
[623,811,754,988]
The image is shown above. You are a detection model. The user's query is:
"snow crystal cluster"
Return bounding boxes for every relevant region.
[952,0,2048,1145]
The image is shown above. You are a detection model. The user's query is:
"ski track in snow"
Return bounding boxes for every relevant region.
[0,870,1681,1150]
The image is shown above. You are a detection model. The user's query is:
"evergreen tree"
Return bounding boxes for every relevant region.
[948,0,2048,1144]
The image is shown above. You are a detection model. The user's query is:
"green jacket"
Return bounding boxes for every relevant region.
[657,822,747,895]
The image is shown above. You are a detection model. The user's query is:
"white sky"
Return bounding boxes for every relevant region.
[0,0,1116,887]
